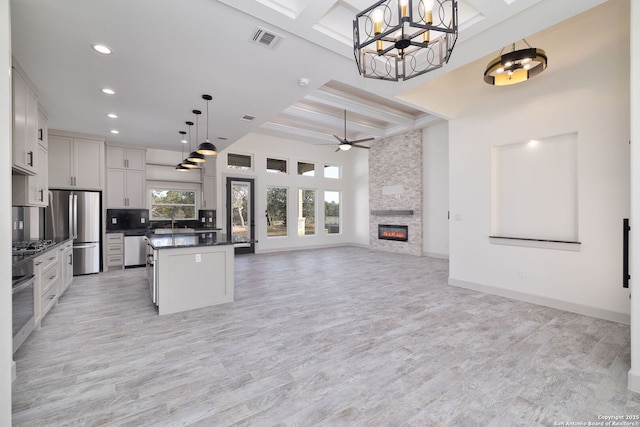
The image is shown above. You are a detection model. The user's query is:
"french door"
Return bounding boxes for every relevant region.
[226,177,255,254]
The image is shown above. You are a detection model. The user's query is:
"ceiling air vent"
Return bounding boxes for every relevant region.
[241,114,256,122]
[250,26,284,49]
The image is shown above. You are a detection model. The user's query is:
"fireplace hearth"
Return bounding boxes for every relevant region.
[378,224,408,242]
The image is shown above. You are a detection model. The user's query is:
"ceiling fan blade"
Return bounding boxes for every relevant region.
[335,147,341,152]
[350,137,374,144]
[333,135,343,143]
[352,144,370,149]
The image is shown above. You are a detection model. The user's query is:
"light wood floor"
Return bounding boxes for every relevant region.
[12,247,640,426]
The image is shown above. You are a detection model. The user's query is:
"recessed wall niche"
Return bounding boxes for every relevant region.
[491,133,579,243]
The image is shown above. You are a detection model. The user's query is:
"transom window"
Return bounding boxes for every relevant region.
[267,157,287,174]
[324,164,340,179]
[227,153,252,171]
[297,161,315,176]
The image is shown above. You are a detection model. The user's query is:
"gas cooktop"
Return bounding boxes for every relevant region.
[12,239,56,256]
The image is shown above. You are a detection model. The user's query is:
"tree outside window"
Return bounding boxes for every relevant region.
[150,189,196,219]
[324,191,340,234]
[298,188,315,235]
[266,186,287,237]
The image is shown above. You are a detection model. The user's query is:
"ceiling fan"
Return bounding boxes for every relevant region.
[332,110,373,152]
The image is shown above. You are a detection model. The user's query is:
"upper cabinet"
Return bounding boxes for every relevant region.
[48,133,105,190]
[106,145,146,170]
[12,66,38,175]
[105,145,146,209]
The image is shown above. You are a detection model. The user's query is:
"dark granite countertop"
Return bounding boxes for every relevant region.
[147,231,244,249]
[12,237,74,267]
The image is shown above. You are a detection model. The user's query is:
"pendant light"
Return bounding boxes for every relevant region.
[175,131,190,172]
[196,94,218,156]
[181,121,200,169]
[187,110,206,163]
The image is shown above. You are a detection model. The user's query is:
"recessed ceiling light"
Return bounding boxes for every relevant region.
[107,113,118,119]
[110,130,119,134]
[102,88,115,95]
[92,44,112,55]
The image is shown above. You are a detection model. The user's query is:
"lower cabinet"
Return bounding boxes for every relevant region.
[60,240,73,293]
[34,250,59,326]
[106,233,124,270]
[34,239,74,327]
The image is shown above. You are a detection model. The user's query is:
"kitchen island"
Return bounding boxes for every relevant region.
[146,232,235,315]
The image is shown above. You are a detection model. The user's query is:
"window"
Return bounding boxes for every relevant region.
[227,153,252,170]
[324,164,340,179]
[297,161,315,176]
[298,188,316,236]
[150,189,196,220]
[267,158,287,174]
[266,186,288,237]
[324,191,340,234]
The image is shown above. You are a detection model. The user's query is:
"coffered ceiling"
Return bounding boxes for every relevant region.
[10,0,606,152]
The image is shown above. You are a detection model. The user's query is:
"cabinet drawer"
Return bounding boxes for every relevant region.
[35,251,59,272]
[107,255,124,267]
[107,243,123,255]
[106,233,124,243]
[40,281,59,318]
[41,263,59,295]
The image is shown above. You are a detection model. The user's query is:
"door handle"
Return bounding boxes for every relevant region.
[27,151,34,167]
[74,244,97,249]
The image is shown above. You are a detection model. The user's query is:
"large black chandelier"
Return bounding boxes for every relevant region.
[353,0,458,81]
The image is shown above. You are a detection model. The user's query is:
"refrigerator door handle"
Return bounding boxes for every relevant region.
[73,194,78,239]
[68,194,74,239]
[74,243,97,249]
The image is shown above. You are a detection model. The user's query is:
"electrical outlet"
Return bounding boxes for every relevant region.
[195,254,201,263]
[518,271,526,279]
[111,218,117,224]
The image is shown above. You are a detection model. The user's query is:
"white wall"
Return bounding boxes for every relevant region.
[627,0,640,393]
[215,133,369,253]
[422,122,449,258]
[1,0,12,421]
[446,0,630,322]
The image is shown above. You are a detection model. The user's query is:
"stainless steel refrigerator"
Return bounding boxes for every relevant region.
[45,190,101,275]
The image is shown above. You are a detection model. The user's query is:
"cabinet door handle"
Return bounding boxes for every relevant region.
[38,128,43,141]
[27,151,34,167]
[39,189,44,202]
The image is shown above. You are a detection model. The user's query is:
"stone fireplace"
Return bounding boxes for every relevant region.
[369,130,423,256]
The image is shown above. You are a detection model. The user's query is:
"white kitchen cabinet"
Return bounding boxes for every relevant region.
[48,134,105,190]
[34,249,60,327]
[38,108,48,150]
[59,240,73,294]
[106,168,145,208]
[13,141,48,207]
[202,174,215,209]
[201,158,215,209]
[106,145,146,170]
[105,233,124,270]
[12,67,38,175]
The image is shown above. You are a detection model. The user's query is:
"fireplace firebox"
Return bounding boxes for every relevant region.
[378,224,408,242]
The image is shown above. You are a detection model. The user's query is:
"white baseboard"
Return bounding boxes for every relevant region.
[424,251,449,260]
[448,277,630,325]
[629,370,640,393]
[255,243,354,254]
